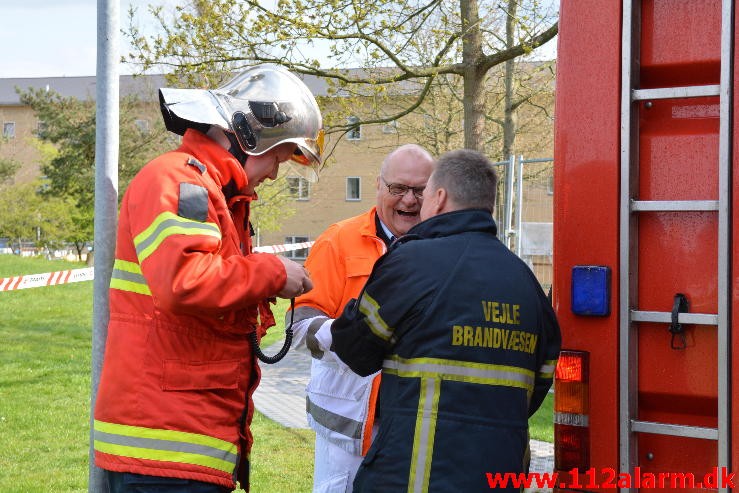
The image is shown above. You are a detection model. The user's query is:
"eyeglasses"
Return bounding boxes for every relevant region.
[381,177,425,199]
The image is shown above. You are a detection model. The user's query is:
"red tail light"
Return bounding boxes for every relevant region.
[555,350,590,470]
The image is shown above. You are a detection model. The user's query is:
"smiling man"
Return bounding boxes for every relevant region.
[286,143,434,493]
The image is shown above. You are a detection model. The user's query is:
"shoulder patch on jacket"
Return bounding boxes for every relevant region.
[186,157,206,174]
[178,182,208,222]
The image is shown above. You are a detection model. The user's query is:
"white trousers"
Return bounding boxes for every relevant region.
[312,434,364,493]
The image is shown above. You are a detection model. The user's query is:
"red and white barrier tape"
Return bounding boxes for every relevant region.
[0,267,95,292]
[0,241,315,292]
[253,241,314,254]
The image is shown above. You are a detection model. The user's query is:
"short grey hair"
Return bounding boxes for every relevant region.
[431,149,498,213]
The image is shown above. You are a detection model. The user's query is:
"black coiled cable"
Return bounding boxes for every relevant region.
[249,298,295,364]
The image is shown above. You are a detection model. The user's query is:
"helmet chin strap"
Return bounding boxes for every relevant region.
[225,131,250,166]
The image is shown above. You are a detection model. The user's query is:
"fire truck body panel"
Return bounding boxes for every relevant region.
[554,0,735,490]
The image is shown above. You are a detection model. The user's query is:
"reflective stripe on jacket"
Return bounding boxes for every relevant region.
[94,129,286,489]
[331,209,562,492]
[290,207,385,456]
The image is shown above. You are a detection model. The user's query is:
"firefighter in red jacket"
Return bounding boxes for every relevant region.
[93,64,322,493]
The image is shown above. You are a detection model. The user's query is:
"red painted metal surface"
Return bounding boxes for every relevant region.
[554,0,622,484]
[555,0,734,488]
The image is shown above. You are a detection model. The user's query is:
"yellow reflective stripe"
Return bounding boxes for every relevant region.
[359,292,393,341]
[134,211,221,263]
[110,259,151,296]
[95,419,235,452]
[112,259,143,275]
[383,355,535,391]
[539,359,558,379]
[110,279,151,296]
[94,440,233,473]
[93,419,237,474]
[386,355,537,490]
[408,377,440,493]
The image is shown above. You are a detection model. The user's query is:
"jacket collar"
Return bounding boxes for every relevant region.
[406,209,498,239]
[178,129,251,198]
[359,207,379,238]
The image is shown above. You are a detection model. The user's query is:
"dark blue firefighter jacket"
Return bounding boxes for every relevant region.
[331,209,561,493]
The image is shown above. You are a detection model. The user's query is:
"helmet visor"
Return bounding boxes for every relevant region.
[285,129,324,182]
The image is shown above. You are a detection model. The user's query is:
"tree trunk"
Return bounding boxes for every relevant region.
[461,0,486,152]
[502,0,519,159]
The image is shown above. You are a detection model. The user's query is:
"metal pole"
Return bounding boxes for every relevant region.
[515,154,524,257]
[717,1,733,489]
[89,0,119,490]
[504,155,515,249]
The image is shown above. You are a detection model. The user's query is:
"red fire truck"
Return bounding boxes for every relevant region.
[553,0,735,491]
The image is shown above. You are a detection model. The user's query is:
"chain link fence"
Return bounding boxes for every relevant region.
[493,156,553,292]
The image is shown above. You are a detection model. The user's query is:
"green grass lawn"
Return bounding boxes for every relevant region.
[0,255,552,492]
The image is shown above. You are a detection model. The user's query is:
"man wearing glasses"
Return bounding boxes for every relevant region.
[287,143,434,492]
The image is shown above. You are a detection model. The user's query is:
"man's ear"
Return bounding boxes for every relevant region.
[434,187,448,214]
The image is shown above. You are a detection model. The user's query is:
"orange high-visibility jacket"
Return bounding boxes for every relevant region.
[93,129,286,489]
[291,207,385,456]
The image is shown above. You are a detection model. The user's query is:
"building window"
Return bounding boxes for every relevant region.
[346,177,361,201]
[37,120,47,136]
[285,236,310,260]
[547,175,554,195]
[135,119,150,134]
[286,176,310,200]
[3,122,16,139]
[347,116,361,140]
[382,120,398,134]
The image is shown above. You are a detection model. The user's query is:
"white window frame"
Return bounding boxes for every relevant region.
[3,122,16,139]
[346,176,361,201]
[286,176,310,200]
[285,236,310,260]
[347,116,361,140]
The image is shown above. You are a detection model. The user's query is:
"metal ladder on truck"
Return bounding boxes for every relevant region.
[619,1,733,491]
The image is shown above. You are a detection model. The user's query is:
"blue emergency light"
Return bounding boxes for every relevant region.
[571,265,611,316]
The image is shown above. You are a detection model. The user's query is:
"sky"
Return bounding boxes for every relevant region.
[0,0,175,78]
[0,0,557,79]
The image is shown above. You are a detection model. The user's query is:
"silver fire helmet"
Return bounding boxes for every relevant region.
[159,64,324,181]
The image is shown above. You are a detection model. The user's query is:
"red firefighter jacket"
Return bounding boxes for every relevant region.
[93,129,286,489]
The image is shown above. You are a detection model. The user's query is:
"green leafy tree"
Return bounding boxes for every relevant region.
[125,0,557,154]
[16,87,172,248]
[0,157,21,185]
[17,88,170,211]
[0,181,74,251]
[0,137,22,184]
[250,175,297,241]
